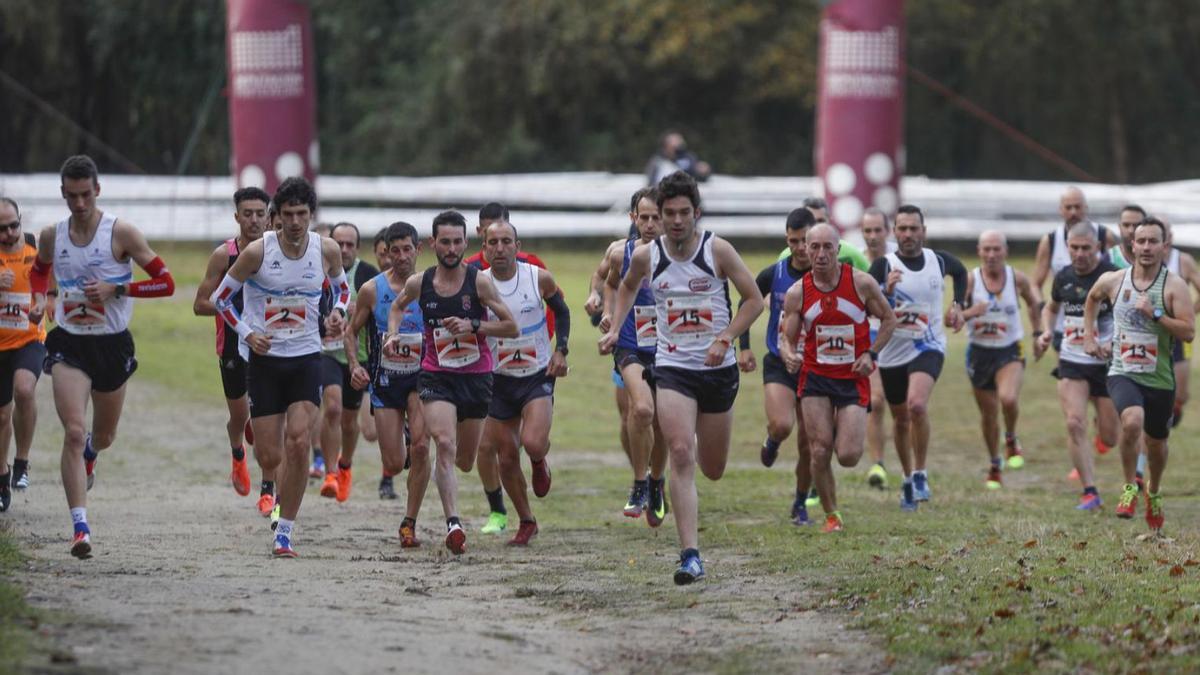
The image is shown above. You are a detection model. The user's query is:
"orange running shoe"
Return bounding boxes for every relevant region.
[231,456,252,496]
[256,492,275,517]
[822,512,844,533]
[399,521,420,548]
[1094,435,1110,455]
[508,520,539,546]
[320,472,338,499]
[335,465,353,503]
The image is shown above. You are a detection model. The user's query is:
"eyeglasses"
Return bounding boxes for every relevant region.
[0,221,20,232]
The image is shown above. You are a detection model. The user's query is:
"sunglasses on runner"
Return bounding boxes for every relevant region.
[0,221,20,232]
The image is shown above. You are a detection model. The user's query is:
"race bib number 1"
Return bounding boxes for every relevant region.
[0,291,31,331]
[665,296,713,344]
[494,335,539,377]
[634,305,657,347]
[1118,332,1157,373]
[433,327,480,368]
[264,295,307,338]
[894,301,930,339]
[382,332,422,374]
[61,288,105,333]
[815,324,855,365]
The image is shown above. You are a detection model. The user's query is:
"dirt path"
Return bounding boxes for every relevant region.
[7,380,883,674]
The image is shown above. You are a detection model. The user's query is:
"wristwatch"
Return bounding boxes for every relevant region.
[868,349,879,362]
[470,317,481,333]
[1152,307,1164,322]
[114,283,127,298]
[556,345,569,356]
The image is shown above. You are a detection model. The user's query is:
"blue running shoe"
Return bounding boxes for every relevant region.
[273,533,297,558]
[900,481,918,512]
[1076,493,1102,511]
[308,455,325,480]
[790,497,810,526]
[913,472,931,502]
[674,551,705,586]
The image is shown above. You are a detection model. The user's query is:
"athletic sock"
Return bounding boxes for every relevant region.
[794,488,806,503]
[232,446,245,461]
[275,519,294,538]
[486,488,507,515]
[681,547,699,561]
[913,470,927,480]
[634,478,648,490]
[1083,486,1099,496]
[312,447,323,461]
[260,480,275,496]
[1136,453,1148,475]
[400,516,415,529]
[12,458,27,478]
[82,439,97,463]
[382,469,396,479]
[764,437,781,453]
[70,507,89,534]
[990,457,1002,469]
[447,516,462,530]
[338,459,352,471]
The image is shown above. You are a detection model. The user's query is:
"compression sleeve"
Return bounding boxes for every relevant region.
[936,250,970,305]
[30,258,51,295]
[211,274,252,340]
[546,290,570,352]
[127,256,175,298]
[328,268,350,314]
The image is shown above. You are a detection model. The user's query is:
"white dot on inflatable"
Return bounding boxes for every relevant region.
[308,141,321,172]
[239,164,265,189]
[825,163,856,196]
[865,153,893,185]
[832,196,863,228]
[873,186,899,214]
[275,152,304,180]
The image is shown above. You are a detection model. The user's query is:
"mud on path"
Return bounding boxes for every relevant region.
[8,380,883,674]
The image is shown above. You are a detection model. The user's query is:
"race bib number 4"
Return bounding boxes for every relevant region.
[264,295,307,338]
[1118,332,1157,373]
[894,302,930,339]
[494,335,539,377]
[815,324,855,365]
[634,305,658,347]
[61,288,105,333]
[0,291,31,331]
[382,332,422,374]
[433,327,480,368]
[665,296,713,344]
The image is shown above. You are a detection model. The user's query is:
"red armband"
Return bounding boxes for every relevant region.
[30,258,52,295]
[127,256,175,298]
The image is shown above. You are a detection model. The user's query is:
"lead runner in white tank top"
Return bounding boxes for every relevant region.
[650,231,734,371]
[239,230,324,359]
[53,212,134,335]
[484,260,550,376]
[966,265,1024,348]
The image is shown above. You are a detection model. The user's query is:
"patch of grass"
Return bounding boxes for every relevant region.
[0,522,34,672]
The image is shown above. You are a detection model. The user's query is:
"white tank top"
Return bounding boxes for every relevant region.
[878,249,946,368]
[1167,248,1181,275]
[650,231,734,370]
[53,213,134,335]
[967,266,1024,348]
[240,231,324,358]
[484,261,550,377]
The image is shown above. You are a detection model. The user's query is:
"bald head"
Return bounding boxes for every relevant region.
[807,223,840,246]
[1059,186,1088,226]
[806,223,841,273]
[977,229,1008,269]
[978,230,1007,248]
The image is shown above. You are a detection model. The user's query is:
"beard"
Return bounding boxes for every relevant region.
[436,252,461,269]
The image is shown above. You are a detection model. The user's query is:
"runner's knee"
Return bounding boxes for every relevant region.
[629,401,654,429]
[766,417,792,442]
[907,398,929,419]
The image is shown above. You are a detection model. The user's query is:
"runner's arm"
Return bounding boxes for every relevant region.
[345,279,375,362]
[211,240,265,340]
[959,271,986,320]
[539,269,570,355]
[1177,251,1200,314]
[778,282,803,373]
[1082,271,1121,356]
[193,244,229,316]
[600,241,625,329]
[857,270,897,354]
[322,238,350,316]
[587,242,617,317]
[1160,273,1196,343]
[386,275,422,335]
[29,225,55,295]
[1014,269,1045,334]
[600,244,650,353]
[737,265,774,352]
[713,238,764,349]
[1032,234,1051,297]
[113,220,175,298]
[476,273,519,338]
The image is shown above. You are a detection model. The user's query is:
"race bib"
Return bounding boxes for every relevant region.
[382,332,422,374]
[1062,316,1086,348]
[815,324,855,365]
[321,333,343,353]
[973,308,1010,346]
[1118,331,1157,373]
[0,291,31,331]
[433,326,480,368]
[494,335,539,377]
[894,301,930,339]
[664,296,713,344]
[61,288,105,334]
[264,295,307,338]
[634,305,657,347]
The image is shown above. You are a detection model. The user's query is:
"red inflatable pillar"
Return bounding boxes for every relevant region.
[226,0,318,194]
[814,0,905,233]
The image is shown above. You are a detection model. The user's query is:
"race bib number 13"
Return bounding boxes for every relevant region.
[1118,332,1157,373]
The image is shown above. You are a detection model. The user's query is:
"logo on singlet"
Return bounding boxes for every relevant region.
[270,261,282,270]
[462,296,472,311]
[689,278,712,292]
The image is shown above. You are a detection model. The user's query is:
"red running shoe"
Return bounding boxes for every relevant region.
[231,456,252,496]
[508,520,539,546]
[445,523,467,555]
[531,458,552,498]
[1094,435,1110,455]
[1115,484,1138,519]
[822,513,844,533]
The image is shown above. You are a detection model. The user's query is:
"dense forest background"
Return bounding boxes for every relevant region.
[1,0,1197,183]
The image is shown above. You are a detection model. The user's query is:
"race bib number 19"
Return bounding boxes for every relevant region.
[382,332,422,374]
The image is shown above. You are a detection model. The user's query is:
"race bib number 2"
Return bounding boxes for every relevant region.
[664,296,713,344]
[0,291,31,331]
[264,295,306,338]
[433,327,480,368]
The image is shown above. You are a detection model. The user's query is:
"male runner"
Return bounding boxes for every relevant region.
[1084,217,1195,530]
[868,204,967,510]
[860,208,897,489]
[383,210,518,555]
[737,207,818,525]
[33,155,176,558]
[601,170,763,585]
[599,188,668,524]
[774,200,871,271]
[0,197,45,513]
[479,220,570,545]
[346,221,432,547]
[193,187,277,516]
[961,231,1042,488]
[316,222,378,503]
[212,176,348,557]
[779,224,896,532]
[372,227,392,272]
[1032,222,1118,511]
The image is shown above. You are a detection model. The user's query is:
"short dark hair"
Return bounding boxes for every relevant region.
[273,176,317,213]
[0,197,18,220]
[60,155,99,185]
[385,221,419,245]
[479,202,509,222]
[785,207,816,231]
[1136,216,1167,240]
[629,187,658,213]
[863,207,890,229]
[233,187,271,208]
[802,196,829,211]
[373,227,389,247]
[432,210,468,238]
[1121,204,1147,218]
[896,204,925,224]
[656,170,700,209]
[484,220,518,241]
[330,221,360,246]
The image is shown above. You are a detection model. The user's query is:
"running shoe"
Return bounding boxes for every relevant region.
[399,522,420,548]
[674,552,705,586]
[320,472,338,499]
[805,487,820,509]
[900,482,918,512]
[790,495,810,526]
[231,456,252,496]
[867,463,887,490]
[335,465,353,503]
[0,480,9,512]
[531,458,552,498]
[985,466,1003,490]
[309,454,325,479]
[244,419,255,446]
[1094,435,1110,455]
[1145,493,1164,531]
[1115,483,1138,519]
[647,479,668,528]
[12,465,28,490]
[913,473,931,502]
[1076,493,1102,511]
[70,531,92,559]
[480,512,507,534]
[508,520,538,547]
[270,503,281,531]
[272,533,297,558]
[822,512,844,533]
[379,475,398,500]
[760,438,779,468]
[257,493,276,517]
[623,482,649,518]
[1005,436,1025,469]
[445,523,467,555]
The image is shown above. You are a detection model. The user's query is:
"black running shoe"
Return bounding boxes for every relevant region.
[379,475,398,500]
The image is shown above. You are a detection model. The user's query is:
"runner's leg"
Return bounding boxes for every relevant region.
[279,401,318,521]
[907,372,936,472]
[404,394,432,522]
[424,400,462,520]
[802,397,837,514]
[1058,380,1096,487]
[657,389,700,550]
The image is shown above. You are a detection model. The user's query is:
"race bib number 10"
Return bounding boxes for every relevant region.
[815,324,855,365]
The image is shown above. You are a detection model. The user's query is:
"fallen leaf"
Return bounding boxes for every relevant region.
[1184,559,1199,567]
[1170,565,1185,577]
[1024,539,1038,548]
[1073,541,1088,550]
[995,608,1015,618]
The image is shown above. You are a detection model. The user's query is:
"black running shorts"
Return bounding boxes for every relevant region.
[319,354,365,410]
[654,364,740,414]
[965,342,1024,391]
[614,347,655,389]
[371,369,420,410]
[489,370,555,421]
[247,352,322,418]
[44,328,137,393]
[879,351,944,406]
[1052,359,1109,399]
[799,370,870,409]
[0,341,44,407]
[762,351,799,392]
[1107,375,1175,440]
[218,353,247,400]
[419,370,493,421]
